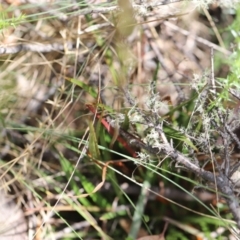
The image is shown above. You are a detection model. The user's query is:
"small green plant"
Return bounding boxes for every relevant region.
[0,6,24,31]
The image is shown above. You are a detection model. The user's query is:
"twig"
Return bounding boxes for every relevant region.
[210,48,216,94]
[0,42,75,55]
[120,126,240,228]
[225,124,240,153]
[68,0,186,19]
[202,7,225,49]
[164,21,232,56]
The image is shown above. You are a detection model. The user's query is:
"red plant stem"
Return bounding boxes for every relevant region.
[86,104,137,158]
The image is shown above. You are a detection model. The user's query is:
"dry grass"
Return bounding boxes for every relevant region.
[0,0,237,239]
